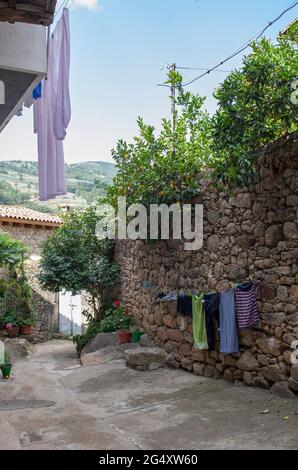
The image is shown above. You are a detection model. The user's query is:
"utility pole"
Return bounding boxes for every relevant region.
[167,63,176,134]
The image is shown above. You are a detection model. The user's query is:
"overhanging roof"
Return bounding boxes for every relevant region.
[0,0,57,26]
[0,205,63,227]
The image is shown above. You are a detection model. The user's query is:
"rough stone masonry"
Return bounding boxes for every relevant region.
[115,133,298,397]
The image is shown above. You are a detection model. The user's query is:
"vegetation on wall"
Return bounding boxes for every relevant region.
[0,233,27,271]
[211,33,298,187]
[38,207,119,320]
[0,234,35,327]
[108,28,298,205]
[107,72,212,207]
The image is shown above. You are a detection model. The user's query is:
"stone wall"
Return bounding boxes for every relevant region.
[115,134,298,396]
[0,223,53,256]
[0,222,59,334]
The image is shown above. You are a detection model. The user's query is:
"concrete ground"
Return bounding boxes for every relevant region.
[0,339,297,450]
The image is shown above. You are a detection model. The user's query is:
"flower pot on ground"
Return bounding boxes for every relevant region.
[132,329,142,343]
[0,351,12,379]
[1,364,12,379]
[6,324,20,338]
[2,310,21,337]
[20,325,32,335]
[100,300,135,344]
[19,312,37,336]
[118,330,131,344]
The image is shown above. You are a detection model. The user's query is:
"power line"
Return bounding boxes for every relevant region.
[176,66,231,73]
[182,0,298,87]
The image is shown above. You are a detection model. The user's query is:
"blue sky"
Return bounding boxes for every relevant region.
[0,0,297,163]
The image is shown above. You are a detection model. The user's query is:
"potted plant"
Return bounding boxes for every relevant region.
[19,311,37,335]
[0,351,12,379]
[113,300,134,344]
[132,328,143,343]
[2,311,20,338]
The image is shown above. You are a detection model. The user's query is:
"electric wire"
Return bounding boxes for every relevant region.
[181,0,298,87]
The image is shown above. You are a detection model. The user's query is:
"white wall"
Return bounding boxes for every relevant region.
[0,22,47,74]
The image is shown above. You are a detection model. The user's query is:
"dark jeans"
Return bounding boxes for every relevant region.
[204,292,220,351]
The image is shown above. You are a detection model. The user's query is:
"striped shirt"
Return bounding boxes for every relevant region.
[235,281,259,330]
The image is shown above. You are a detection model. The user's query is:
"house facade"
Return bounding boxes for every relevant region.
[0,205,62,335]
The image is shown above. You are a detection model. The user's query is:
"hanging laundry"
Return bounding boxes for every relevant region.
[192,294,208,350]
[235,281,259,330]
[203,292,220,351]
[33,82,42,100]
[177,293,192,316]
[219,288,239,354]
[34,8,71,201]
[158,291,178,302]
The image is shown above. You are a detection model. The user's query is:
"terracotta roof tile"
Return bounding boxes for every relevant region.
[0,205,62,225]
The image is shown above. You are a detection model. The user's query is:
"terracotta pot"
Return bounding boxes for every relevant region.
[118,330,131,344]
[21,325,32,335]
[6,325,20,338]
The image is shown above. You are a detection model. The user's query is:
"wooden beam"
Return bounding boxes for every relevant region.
[0,217,61,228]
[0,1,57,25]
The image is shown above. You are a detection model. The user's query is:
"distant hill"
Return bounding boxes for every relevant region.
[0,160,116,212]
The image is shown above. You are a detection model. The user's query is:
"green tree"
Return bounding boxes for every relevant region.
[38,207,119,320]
[211,31,298,187]
[107,71,211,207]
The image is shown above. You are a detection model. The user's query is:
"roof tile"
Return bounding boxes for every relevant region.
[0,205,62,225]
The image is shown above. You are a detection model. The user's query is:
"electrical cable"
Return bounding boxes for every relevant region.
[181,0,298,87]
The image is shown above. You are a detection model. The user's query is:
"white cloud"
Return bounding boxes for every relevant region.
[71,0,102,11]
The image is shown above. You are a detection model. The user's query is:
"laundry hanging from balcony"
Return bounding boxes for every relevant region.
[34,8,71,201]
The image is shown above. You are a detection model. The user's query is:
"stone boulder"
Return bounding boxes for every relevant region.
[236,351,258,371]
[4,338,32,361]
[270,381,296,398]
[256,337,284,357]
[261,364,287,383]
[80,332,136,367]
[139,333,155,347]
[124,347,166,371]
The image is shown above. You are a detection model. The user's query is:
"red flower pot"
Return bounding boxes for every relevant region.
[6,325,20,338]
[118,330,131,344]
[21,325,32,335]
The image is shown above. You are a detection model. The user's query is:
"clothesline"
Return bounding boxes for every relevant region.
[155,277,259,303]
[154,280,260,355]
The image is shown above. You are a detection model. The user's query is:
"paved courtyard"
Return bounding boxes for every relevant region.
[0,339,297,450]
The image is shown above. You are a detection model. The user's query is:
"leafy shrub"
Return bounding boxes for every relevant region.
[73,320,103,356]
[0,234,26,271]
[39,207,119,320]
[73,301,134,355]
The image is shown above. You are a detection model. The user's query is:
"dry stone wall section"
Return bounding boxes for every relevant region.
[115,134,298,396]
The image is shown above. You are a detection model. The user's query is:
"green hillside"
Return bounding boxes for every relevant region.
[0,160,116,213]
